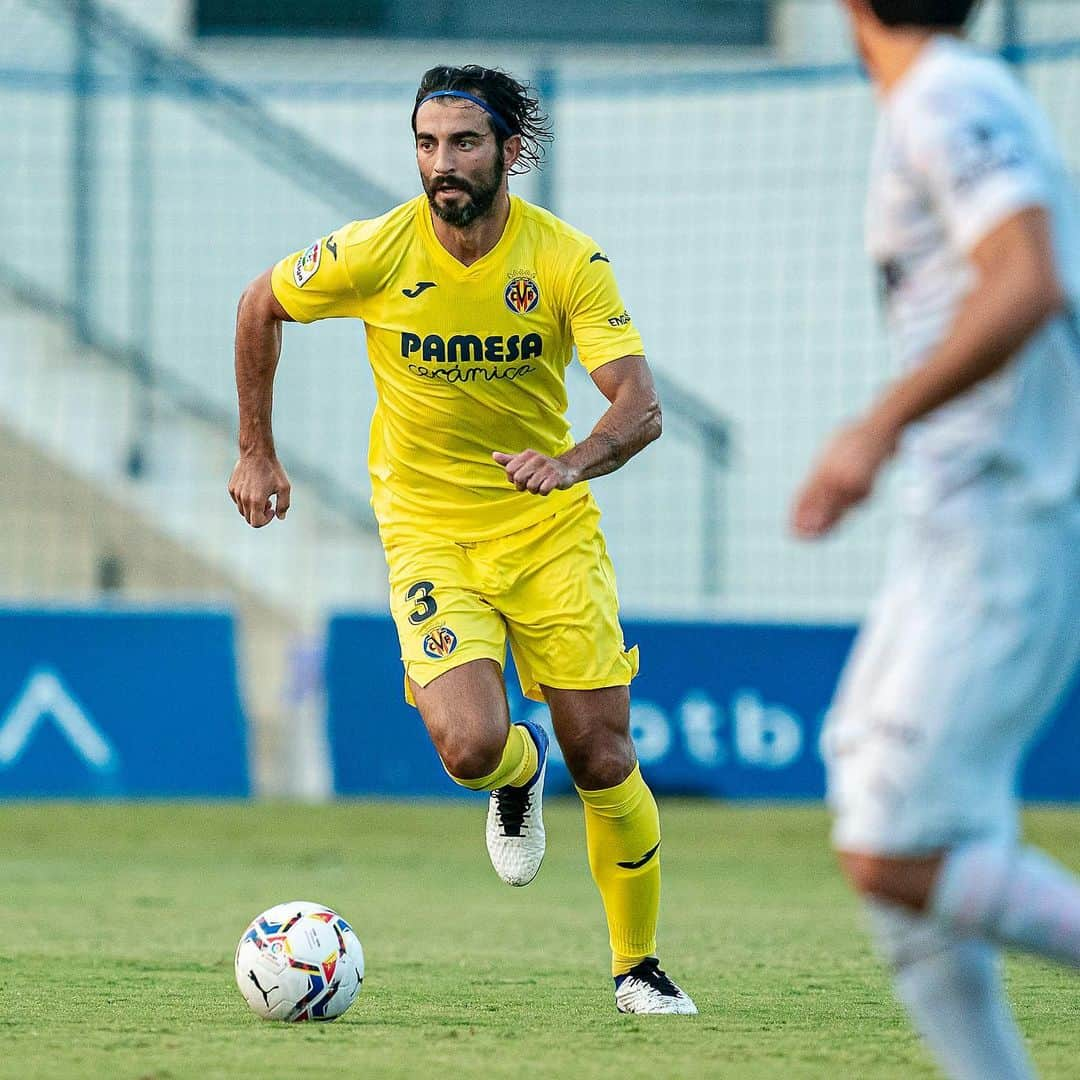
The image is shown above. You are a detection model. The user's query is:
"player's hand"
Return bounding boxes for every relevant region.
[228,452,291,527]
[492,449,579,496]
[790,420,896,539]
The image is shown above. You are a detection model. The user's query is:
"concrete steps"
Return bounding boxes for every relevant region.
[0,288,393,796]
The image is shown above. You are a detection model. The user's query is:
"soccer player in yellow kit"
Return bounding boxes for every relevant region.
[229,65,695,1015]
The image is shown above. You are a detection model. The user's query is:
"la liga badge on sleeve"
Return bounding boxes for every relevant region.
[294,241,322,287]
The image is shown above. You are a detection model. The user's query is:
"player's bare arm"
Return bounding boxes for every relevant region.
[791,206,1066,538]
[229,268,295,528]
[492,354,661,496]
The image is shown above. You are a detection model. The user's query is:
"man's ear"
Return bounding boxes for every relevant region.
[503,133,522,173]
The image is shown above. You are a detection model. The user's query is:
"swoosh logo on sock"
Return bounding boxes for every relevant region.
[617,840,660,870]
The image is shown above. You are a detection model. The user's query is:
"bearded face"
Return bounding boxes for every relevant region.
[414,99,510,229]
[422,149,504,228]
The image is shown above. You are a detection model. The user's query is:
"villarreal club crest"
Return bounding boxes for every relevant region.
[504,276,540,315]
[423,625,458,659]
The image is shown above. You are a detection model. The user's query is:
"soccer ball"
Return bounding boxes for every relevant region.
[235,901,364,1021]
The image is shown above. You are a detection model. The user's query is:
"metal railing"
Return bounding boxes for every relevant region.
[15,0,736,593]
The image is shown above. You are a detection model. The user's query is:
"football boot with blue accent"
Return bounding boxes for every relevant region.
[485,719,548,887]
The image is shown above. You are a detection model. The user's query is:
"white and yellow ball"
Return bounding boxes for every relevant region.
[235,901,364,1021]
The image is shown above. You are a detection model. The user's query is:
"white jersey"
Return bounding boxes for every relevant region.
[866,36,1080,514]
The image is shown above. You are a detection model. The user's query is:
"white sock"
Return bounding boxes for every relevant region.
[931,840,1080,967]
[866,900,1035,1080]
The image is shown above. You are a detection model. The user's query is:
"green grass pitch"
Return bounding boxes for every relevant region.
[1,801,1077,1079]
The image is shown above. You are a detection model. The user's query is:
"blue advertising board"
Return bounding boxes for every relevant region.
[0,608,249,798]
[326,614,1080,800]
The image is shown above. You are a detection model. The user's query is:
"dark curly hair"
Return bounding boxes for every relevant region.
[412,65,553,175]
[869,0,979,27]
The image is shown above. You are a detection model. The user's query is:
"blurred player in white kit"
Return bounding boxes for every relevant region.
[791,1,1080,1077]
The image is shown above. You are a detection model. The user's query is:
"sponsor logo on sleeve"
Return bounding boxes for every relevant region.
[590,252,611,263]
[608,311,632,328]
[950,119,1025,193]
[293,241,322,288]
[877,258,905,299]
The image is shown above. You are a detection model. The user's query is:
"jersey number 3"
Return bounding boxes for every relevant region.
[406,580,438,625]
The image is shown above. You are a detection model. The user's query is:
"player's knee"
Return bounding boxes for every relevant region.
[838,851,934,910]
[839,852,902,899]
[563,740,635,791]
[437,728,504,782]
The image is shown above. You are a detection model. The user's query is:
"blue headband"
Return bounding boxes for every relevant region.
[414,90,515,138]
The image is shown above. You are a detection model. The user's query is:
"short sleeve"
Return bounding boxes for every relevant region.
[906,86,1050,253]
[564,248,646,373]
[270,228,363,323]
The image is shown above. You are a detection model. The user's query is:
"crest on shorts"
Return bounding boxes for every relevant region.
[293,241,322,288]
[423,626,458,659]
[504,276,540,315]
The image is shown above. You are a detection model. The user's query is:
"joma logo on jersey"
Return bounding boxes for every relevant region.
[504,276,540,315]
[423,626,458,659]
[400,333,543,364]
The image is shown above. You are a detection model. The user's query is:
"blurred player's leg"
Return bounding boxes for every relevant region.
[931,841,1080,966]
[849,841,1080,1078]
[828,502,1080,1078]
[867,900,1034,1080]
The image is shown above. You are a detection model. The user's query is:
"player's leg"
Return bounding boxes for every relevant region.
[411,659,549,886]
[383,529,548,884]
[492,495,693,1012]
[842,844,1080,968]
[543,683,693,1014]
[863,892,1035,1080]
[834,502,1080,966]
[826,507,1080,1078]
[544,685,657,972]
[840,844,1080,1080]
[840,839,1080,1080]
[410,658,520,783]
[830,695,1038,1075]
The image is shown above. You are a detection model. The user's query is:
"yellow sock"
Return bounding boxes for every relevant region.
[447,723,538,792]
[577,764,661,976]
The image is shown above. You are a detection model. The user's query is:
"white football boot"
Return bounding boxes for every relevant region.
[485,720,548,887]
[615,958,698,1015]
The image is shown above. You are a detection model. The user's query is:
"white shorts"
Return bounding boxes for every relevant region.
[824,493,1080,856]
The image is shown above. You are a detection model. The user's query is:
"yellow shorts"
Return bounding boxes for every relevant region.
[381,493,639,704]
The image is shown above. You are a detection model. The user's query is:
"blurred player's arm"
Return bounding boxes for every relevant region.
[229,268,295,528]
[493,354,661,495]
[864,207,1065,441]
[792,206,1066,538]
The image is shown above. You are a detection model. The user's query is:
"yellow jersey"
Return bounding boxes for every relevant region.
[270,194,645,540]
